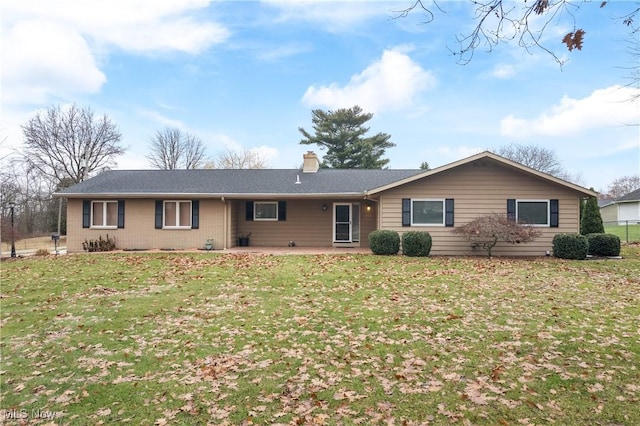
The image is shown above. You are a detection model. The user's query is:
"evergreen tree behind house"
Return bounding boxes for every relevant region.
[299,105,395,169]
[581,195,605,235]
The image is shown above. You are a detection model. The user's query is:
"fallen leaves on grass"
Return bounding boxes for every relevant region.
[1,252,639,424]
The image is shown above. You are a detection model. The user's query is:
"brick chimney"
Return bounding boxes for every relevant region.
[302,151,320,173]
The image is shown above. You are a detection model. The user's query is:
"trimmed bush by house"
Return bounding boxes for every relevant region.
[552,233,588,260]
[587,233,621,257]
[369,230,400,255]
[82,234,116,252]
[402,231,432,257]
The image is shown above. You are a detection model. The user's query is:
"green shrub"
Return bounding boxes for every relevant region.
[552,233,588,260]
[401,231,432,257]
[369,230,400,255]
[587,233,621,256]
[581,196,604,235]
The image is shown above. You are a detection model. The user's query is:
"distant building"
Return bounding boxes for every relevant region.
[600,189,640,225]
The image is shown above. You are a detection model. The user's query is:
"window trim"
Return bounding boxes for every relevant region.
[516,199,550,227]
[91,200,118,229]
[163,200,192,229]
[254,201,279,221]
[411,199,445,226]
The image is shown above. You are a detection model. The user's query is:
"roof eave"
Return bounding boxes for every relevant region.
[54,192,366,199]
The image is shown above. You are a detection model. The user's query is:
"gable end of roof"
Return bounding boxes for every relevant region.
[366,151,597,197]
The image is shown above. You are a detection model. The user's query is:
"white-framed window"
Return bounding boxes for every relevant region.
[516,200,549,226]
[254,201,278,221]
[411,199,445,226]
[91,201,118,228]
[164,201,192,228]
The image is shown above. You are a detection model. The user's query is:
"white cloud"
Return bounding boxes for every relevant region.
[490,63,516,79]
[263,0,388,31]
[256,43,312,62]
[500,85,640,137]
[101,17,228,54]
[1,0,229,108]
[302,47,436,113]
[250,145,278,166]
[199,135,279,168]
[3,0,228,54]
[2,20,106,105]
[137,109,185,130]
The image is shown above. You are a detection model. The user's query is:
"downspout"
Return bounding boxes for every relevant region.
[57,197,63,237]
[221,197,227,250]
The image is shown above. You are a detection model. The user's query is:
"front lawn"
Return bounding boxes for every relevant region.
[1,247,639,425]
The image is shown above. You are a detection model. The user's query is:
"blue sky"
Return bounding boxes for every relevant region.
[2,0,639,193]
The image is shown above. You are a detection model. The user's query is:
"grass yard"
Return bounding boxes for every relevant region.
[1,247,639,425]
[604,223,640,243]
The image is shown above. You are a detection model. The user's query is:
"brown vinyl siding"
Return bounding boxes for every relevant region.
[360,202,377,248]
[66,198,226,253]
[379,161,584,256]
[234,199,375,248]
[67,198,376,251]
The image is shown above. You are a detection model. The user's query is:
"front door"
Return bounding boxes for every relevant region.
[333,203,360,243]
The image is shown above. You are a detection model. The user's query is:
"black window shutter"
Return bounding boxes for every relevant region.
[278,201,287,221]
[82,200,91,228]
[246,201,254,221]
[192,200,199,229]
[117,200,125,229]
[402,198,411,227]
[445,198,454,227]
[507,199,516,221]
[550,199,559,227]
[155,200,163,229]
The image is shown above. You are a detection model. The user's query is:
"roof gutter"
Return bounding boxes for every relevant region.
[54,192,366,199]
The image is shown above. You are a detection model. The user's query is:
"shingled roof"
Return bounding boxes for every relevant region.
[616,188,640,202]
[56,151,599,199]
[56,168,424,198]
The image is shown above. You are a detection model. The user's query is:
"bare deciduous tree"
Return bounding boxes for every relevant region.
[394,1,639,71]
[622,35,640,101]
[604,175,640,199]
[22,104,124,184]
[1,159,60,244]
[496,143,583,184]
[146,127,207,170]
[207,148,269,169]
[497,143,564,176]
